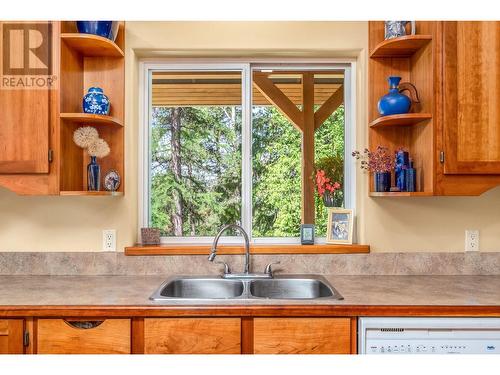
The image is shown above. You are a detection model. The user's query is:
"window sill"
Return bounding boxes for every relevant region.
[124,243,370,256]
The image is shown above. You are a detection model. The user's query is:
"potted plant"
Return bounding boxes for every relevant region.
[314,156,342,207]
[352,146,394,192]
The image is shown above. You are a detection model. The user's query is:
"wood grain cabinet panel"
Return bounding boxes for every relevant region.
[0,319,24,354]
[443,21,500,174]
[144,318,241,354]
[253,318,352,354]
[37,319,131,354]
[0,22,51,174]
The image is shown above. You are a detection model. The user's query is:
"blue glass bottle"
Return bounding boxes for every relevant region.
[87,156,100,191]
[395,150,410,191]
[405,160,417,192]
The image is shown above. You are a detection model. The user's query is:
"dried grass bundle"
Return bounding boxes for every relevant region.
[87,138,110,158]
[73,126,99,148]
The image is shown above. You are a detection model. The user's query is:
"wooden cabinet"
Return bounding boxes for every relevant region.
[369,21,500,196]
[0,88,51,174]
[253,318,354,354]
[0,21,125,196]
[0,319,24,354]
[36,319,131,354]
[143,318,241,354]
[443,21,500,175]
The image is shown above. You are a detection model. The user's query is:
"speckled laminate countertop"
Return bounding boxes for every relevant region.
[0,275,499,307]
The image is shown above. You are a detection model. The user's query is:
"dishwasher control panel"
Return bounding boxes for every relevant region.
[359,318,500,355]
[367,341,499,354]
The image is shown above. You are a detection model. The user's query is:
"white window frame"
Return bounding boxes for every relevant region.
[138,59,356,245]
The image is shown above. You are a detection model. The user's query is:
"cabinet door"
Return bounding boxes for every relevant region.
[253,318,353,354]
[37,319,131,354]
[144,318,241,354]
[0,319,24,354]
[0,21,51,174]
[443,21,500,174]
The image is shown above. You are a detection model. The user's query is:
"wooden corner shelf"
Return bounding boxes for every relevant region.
[370,113,432,128]
[124,243,370,256]
[60,191,123,196]
[369,191,433,197]
[61,33,124,57]
[370,35,432,58]
[60,113,123,127]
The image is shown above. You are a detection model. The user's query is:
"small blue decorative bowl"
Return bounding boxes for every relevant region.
[83,87,110,115]
[76,21,118,41]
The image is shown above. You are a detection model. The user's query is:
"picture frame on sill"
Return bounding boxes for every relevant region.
[326,208,354,244]
[300,224,315,245]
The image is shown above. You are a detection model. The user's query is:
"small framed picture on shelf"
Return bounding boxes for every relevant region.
[326,208,354,244]
[300,224,315,245]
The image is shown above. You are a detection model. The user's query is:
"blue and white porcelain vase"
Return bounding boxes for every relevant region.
[87,156,101,191]
[83,87,110,115]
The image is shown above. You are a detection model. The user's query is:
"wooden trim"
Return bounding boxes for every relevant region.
[241,317,254,354]
[124,243,370,256]
[2,305,500,318]
[350,317,357,354]
[131,318,144,354]
[301,72,315,224]
[252,72,304,130]
[314,85,344,129]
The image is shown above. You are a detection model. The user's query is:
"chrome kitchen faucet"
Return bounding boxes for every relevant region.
[208,224,280,279]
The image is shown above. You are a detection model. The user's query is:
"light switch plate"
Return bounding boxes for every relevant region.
[102,229,116,251]
[465,229,479,252]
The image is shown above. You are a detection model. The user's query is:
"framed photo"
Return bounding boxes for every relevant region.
[326,208,353,244]
[300,224,315,245]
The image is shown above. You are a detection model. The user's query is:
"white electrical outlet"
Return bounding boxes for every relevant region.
[102,229,116,251]
[465,229,479,252]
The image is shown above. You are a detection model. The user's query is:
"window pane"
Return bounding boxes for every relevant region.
[252,70,345,238]
[150,71,242,236]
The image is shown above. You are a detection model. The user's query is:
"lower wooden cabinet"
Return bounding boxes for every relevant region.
[253,318,354,354]
[36,319,131,354]
[144,318,241,354]
[0,319,24,354]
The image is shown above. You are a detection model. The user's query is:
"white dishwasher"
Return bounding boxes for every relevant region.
[358,317,500,354]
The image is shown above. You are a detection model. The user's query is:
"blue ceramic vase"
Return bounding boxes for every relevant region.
[76,21,119,41]
[87,156,100,191]
[83,87,110,115]
[378,76,411,116]
[374,172,391,192]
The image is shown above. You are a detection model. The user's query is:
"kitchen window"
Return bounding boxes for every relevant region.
[139,61,356,244]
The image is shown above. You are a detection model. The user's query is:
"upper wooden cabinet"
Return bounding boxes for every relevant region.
[369,21,500,196]
[443,21,500,174]
[0,89,50,174]
[0,21,125,196]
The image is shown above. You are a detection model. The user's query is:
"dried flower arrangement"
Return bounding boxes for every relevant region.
[73,126,110,158]
[352,146,394,173]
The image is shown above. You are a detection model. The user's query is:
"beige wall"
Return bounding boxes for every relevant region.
[1,21,499,252]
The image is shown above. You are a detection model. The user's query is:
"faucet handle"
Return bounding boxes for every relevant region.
[264,261,281,276]
[214,261,231,275]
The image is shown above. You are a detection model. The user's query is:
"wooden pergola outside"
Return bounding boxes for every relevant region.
[152,71,345,225]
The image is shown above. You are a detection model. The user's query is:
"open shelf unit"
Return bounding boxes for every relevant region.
[368,22,436,196]
[59,22,125,196]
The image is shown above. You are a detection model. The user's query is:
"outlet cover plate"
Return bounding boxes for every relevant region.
[465,229,479,252]
[102,229,116,252]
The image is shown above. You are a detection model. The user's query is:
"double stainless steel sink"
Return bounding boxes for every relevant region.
[150,275,343,301]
